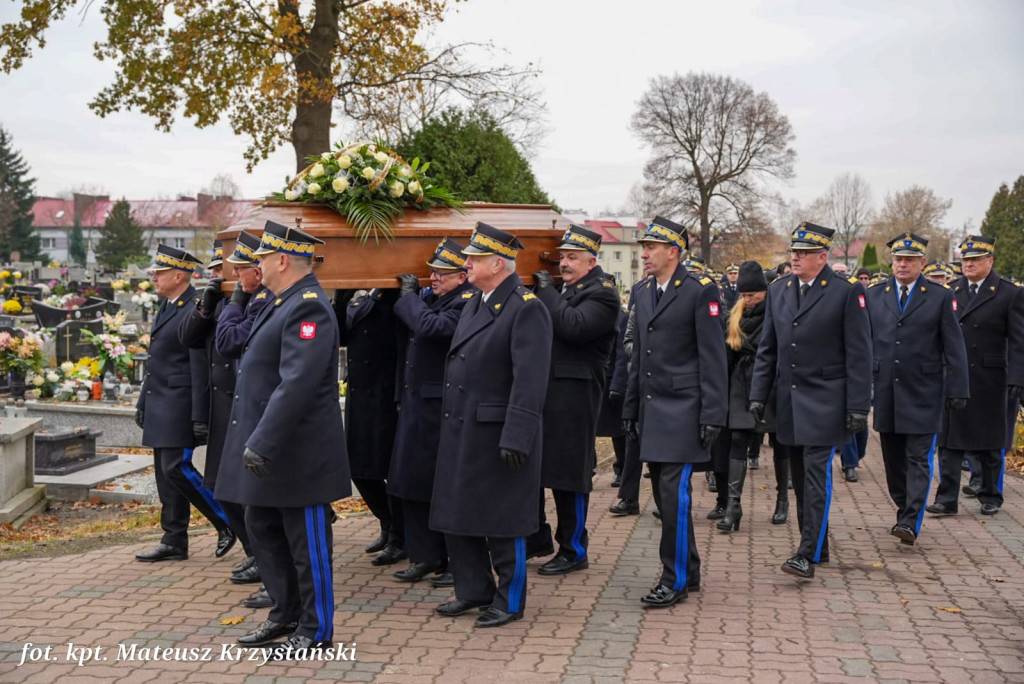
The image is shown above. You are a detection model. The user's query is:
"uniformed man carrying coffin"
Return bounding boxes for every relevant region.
[429,222,552,628]
[867,233,969,546]
[527,225,620,576]
[134,244,234,563]
[750,222,872,580]
[220,220,350,659]
[622,216,728,608]
[388,238,475,584]
[928,235,1024,517]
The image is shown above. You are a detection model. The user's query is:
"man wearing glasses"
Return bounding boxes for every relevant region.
[750,222,872,579]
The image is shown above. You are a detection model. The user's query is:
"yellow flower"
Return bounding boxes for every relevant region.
[13,271,22,279]
[389,181,405,198]
[61,361,74,374]
[408,181,422,194]
[2,299,22,314]
[332,177,350,193]
[138,281,151,291]
[284,189,298,201]
[309,163,325,179]
[338,155,352,170]
[361,167,376,180]
[398,166,412,178]
[308,182,322,195]
[0,271,9,279]
[374,151,388,163]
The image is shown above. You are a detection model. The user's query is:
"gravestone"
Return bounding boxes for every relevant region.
[96,282,115,301]
[36,267,61,281]
[67,267,88,283]
[54,319,104,364]
[0,315,16,328]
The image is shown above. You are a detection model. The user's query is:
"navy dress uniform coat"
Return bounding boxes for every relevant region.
[214,285,272,359]
[430,273,553,538]
[940,271,1024,451]
[537,266,621,492]
[389,280,475,503]
[596,307,629,437]
[868,275,970,434]
[216,273,351,508]
[750,266,873,448]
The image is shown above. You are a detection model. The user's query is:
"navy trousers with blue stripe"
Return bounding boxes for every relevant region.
[649,462,699,591]
[787,445,833,563]
[552,490,589,561]
[246,504,335,642]
[880,433,936,534]
[153,447,229,549]
[445,534,527,614]
[935,448,1004,510]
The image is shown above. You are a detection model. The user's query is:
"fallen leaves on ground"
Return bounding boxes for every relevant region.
[220,616,244,625]
[332,498,370,515]
[937,606,962,613]
[900,599,910,604]
[872,562,885,568]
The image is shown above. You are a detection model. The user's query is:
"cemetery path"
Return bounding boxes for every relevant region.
[1,431,1024,683]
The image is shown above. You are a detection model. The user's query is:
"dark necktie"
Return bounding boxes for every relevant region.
[899,285,909,310]
[799,283,809,303]
[969,283,979,300]
[655,287,663,304]
[153,300,168,327]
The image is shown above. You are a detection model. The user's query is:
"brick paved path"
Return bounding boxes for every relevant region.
[2,433,1024,682]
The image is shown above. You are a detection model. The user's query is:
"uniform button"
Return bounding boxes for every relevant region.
[647,326,653,332]
[460,354,466,359]
[446,382,450,388]
[244,346,248,352]
[894,360,899,364]
[211,363,215,368]
[791,343,796,349]
[646,350,652,355]
[645,395,652,400]
[235,395,239,401]
[646,372,652,377]
[213,385,218,391]
[403,384,409,390]
[224,363,230,369]
[895,341,900,345]
[232,420,237,425]
[459,386,464,391]
[792,384,796,389]
[793,322,798,327]
[449,353,455,359]
[458,417,464,422]
[147,390,152,395]
[444,412,450,418]
[791,363,795,368]
[897,322,902,327]
[895,378,900,383]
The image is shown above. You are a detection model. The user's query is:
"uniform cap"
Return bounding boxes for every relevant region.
[790,221,835,251]
[959,235,995,258]
[208,239,224,268]
[254,220,325,257]
[638,215,688,252]
[461,222,523,259]
[149,244,203,272]
[226,232,263,265]
[427,237,467,271]
[887,232,928,257]
[558,224,602,256]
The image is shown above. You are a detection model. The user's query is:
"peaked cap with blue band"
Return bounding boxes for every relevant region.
[226,231,262,265]
[790,221,836,251]
[461,222,523,259]
[959,235,995,258]
[887,232,928,257]
[254,220,324,258]
[684,254,708,273]
[637,215,688,252]
[208,239,224,268]
[149,244,203,272]
[558,224,602,256]
[427,237,468,270]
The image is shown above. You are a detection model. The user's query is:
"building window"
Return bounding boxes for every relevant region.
[173,238,187,249]
[614,272,622,283]
[632,230,639,239]
[632,250,638,259]
[41,237,58,249]
[632,272,639,285]
[613,251,622,260]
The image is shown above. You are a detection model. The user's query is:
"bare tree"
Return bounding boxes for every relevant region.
[625,182,672,224]
[631,72,796,260]
[810,173,874,267]
[200,174,241,200]
[869,185,953,262]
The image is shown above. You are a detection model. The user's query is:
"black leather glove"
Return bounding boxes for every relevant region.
[532,270,554,290]
[397,273,420,297]
[1010,385,1024,400]
[192,421,209,445]
[846,411,869,433]
[500,447,526,471]
[946,397,968,411]
[608,390,624,401]
[200,278,224,314]
[243,447,269,478]
[230,285,251,308]
[748,401,765,423]
[700,424,721,449]
[623,419,639,442]
[135,409,145,429]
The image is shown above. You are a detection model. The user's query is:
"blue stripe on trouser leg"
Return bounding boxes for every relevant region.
[179,448,229,526]
[508,537,526,614]
[317,504,334,640]
[673,464,693,591]
[570,493,586,561]
[813,448,835,563]
[998,449,1006,494]
[305,505,333,641]
[915,435,938,535]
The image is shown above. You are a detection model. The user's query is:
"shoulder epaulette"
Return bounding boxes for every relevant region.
[602,280,616,289]
[302,291,319,300]
[1001,276,1021,287]
[941,282,951,289]
[521,291,537,301]
[254,291,268,300]
[848,276,859,284]
[769,275,791,288]
[698,276,712,286]
[461,291,475,299]
[868,281,883,288]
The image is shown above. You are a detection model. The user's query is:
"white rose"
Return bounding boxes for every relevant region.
[309,163,325,179]
[374,151,388,163]
[32,375,45,386]
[332,177,350,193]
[284,190,298,201]
[408,181,422,194]
[389,181,405,198]
[61,361,74,374]
[308,182,322,195]
[398,166,412,178]
[362,167,377,180]
[338,155,352,169]
[46,372,59,383]
[321,153,333,162]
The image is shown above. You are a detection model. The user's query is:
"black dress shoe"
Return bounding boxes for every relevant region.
[371,544,408,566]
[537,555,589,576]
[981,503,1000,515]
[748,457,760,470]
[270,634,333,660]
[475,607,523,627]
[230,564,262,584]
[429,571,455,588]
[237,619,297,646]
[215,528,237,558]
[135,544,187,562]
[525,542,555,560]
[435,598,491,617]
[891,524,916,546]
[393,561,446,582]
[609,499,639,516]
[781,555,814,579]
[706,505,726,520]
[611,474,622,488]
[232,555,256,574]
[641,584,687,608]
[364,532,389,554]
[843,468,858,483]
[643,469,651,479]
[926,503,957,516]
[243,587,274,609]
[962,484,981,497]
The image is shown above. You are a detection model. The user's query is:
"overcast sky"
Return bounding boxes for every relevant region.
[2,0,1022,233]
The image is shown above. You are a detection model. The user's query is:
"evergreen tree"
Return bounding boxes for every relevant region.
[68,219,88,265]
[94,200,146,271]
[981,176,1024,280]
[0,125,44,262]
[860,243,878,269]
[396,108,555,207]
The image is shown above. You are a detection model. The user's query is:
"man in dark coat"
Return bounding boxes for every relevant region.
[609,280,648,517]
[868,233,969,545]
[722,263,740,313]
[601,305,629,488]
[389,238,475,584]
[335,285,405,565]
[928,235,1024,517]
[622,216,728,608]
[750,222,872,579]
[135,244,233,563]
[430,222,552,628]
[527,225,620,576]
[219,220,350,659]
[177,240,254,579]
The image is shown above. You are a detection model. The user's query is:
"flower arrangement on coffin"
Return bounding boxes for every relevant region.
[273,140,463,243]
[0,331,46,380]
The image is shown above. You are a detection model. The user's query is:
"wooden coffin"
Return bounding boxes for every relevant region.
[217,202,571,289]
